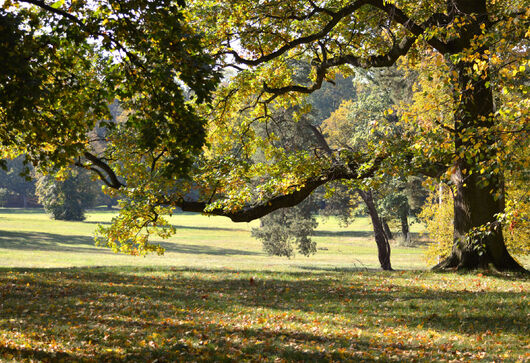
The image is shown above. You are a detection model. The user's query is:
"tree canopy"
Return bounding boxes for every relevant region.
[2,0,529,270]
[1,0,219,172]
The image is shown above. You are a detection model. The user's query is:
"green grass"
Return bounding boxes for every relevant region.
[0,208,427,270]
[0,209,528,362]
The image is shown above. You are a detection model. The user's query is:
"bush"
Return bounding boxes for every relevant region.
[419,183,530,264]
[418,186,453,264]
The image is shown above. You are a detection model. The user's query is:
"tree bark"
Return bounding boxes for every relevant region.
[434,168,525,272]
[399,209,411,245]
[382,218,393,240]
[356,189,392,270]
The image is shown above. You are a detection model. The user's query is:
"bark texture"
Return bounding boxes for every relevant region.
[357,189,392,271]
[382,218,394,241]
[399,209,411,246]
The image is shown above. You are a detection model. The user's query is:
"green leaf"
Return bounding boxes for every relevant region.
[51,0,65,9]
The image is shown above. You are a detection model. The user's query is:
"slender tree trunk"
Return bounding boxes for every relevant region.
[356,189,392,271]
[399,209,411,245]
[382,218,393,240]
[433,13,526,272]
[22,195,28,209]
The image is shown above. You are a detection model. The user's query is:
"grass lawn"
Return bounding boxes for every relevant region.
[0,209,528,362]
[0,208,429,270]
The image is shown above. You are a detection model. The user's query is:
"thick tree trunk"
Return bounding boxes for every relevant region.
[433,11,526,272]
[434,170,525,272]
[382,218,393,240]
[356,189,392,271]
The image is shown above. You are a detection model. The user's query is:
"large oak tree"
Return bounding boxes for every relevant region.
[168,0,527,272]
[3,1,528,271]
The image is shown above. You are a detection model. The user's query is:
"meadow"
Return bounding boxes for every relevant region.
[0,209,528,362]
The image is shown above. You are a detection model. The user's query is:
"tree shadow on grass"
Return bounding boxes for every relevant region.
[0,266,527,361]
[312,229,373,238]
[157,241,262,256]
[296,265,377,273]
[172,224,250,233]
[82,222,250,235]
[0,230,109,254]
[0,230,261,257]
[0,208,44,214]
[312,230,426,245]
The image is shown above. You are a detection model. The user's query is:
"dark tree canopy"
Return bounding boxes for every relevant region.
[1,0,220,175]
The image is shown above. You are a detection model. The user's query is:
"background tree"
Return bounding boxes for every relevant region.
[0,157,37,208]
[36,169,98,221]
[252,198,318,258]
[249,72,398,269]
[376,175,429,246]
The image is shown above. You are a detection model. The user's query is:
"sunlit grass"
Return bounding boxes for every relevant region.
[0,209,528,361]
[0,208,428,270]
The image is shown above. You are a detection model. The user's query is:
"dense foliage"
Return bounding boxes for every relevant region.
[2,1,528,271]
[35,170,97,221]
[1,0,220,179]
[252,199,318,258]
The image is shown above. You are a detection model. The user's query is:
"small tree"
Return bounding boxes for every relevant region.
[252,199,318,258]
[36,169,98,221]
[418,186,454,264]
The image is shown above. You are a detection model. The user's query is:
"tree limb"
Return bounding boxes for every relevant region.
[172,155,385,222]
[81,152,124,188]
[226,0,451,69]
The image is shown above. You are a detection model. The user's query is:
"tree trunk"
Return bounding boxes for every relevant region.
[433,11,526,272]
[399,209,411,245]
[356,189,392,271]
[382,218,393,240]
[434,169,525,272]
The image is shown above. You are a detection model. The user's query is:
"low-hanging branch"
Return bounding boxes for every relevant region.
[171,156,385,222]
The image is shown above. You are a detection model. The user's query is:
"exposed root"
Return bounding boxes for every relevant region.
[432,253,528,275]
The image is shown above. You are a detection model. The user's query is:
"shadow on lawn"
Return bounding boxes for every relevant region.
[83,221,251,235]
[158,241,262,256]
[0,267,527,362]
[0,230,260,256]
[312,229,373,238]
[312,230,428,245]
[0,230,106,253]
[0,208,45,214]
[173,224,250,233]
